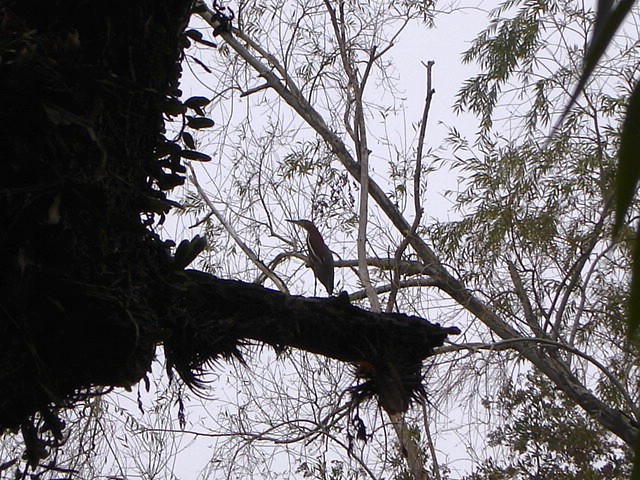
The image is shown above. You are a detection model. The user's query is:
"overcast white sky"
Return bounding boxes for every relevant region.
[157,2,497,478]
[166,1,494,237]
[106,0,639,477]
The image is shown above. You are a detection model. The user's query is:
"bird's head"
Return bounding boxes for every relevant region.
[286,219,315,231]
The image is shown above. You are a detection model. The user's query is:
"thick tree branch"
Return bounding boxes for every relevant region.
[164,270,460,414]
[172,270,457,362]
[390,412,429,480]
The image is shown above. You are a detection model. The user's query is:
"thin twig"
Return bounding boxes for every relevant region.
[507,259,546,338]
[547,199,611,338]
[189,165,290,294]
[324,0,380,311]
[421,402,442,480]
[240,83,269,97]
[439,337,640,421]
[386,61,435,313]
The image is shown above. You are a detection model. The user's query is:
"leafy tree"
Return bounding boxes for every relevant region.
[2,0,639,478]
[171,0,639,477]
[0,0,456,478]
[465,372,632,479]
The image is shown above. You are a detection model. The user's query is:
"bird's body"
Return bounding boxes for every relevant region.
[287,219,334,295]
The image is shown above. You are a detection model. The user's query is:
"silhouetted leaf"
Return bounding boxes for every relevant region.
[141,197,171,215]
[184,29,203,41]
[615,79,640,232]
[186,116,215,129]
[184,27,218,48]
[182,131,195,150]
[184,96,211,109]
[631,228,640,340]
[156,142,182,163]
[173,235,207,270]
[162,98,185,117]
[180,149,211,162]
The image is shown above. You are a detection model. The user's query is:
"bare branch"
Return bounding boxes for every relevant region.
[507,259,546,338]
[439,337,640,421]
[323,0,380,311]
[240,82,269,97]
[421,402,442,480]
[335,257,435,276]
[547,201,611,338]
[189,165,290,294]
[196,3,639,447]
[387,61,435,313]
[350,278,440,301]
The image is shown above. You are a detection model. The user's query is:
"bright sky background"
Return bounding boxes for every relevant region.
[155,2,498,478]
[166,1,494,238]
[103,0,640,477]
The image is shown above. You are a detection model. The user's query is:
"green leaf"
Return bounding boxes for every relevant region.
[186,116,215,129]
[614,79,640,233]
[180,149,211,162]
[173,235,207,270]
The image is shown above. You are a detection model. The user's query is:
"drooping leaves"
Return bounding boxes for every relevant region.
[554,0,636,135]
[173,235,207,270]
[615,79,640,233]
[615,79,640,344]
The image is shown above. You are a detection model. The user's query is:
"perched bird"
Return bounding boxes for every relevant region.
[287,219,334,295]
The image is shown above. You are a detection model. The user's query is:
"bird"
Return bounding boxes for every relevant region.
[287,219,334,295]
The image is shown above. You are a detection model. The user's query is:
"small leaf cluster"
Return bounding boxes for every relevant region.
[465,372,632,480]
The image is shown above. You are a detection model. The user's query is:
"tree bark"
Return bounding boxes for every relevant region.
[164,271,459,414]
